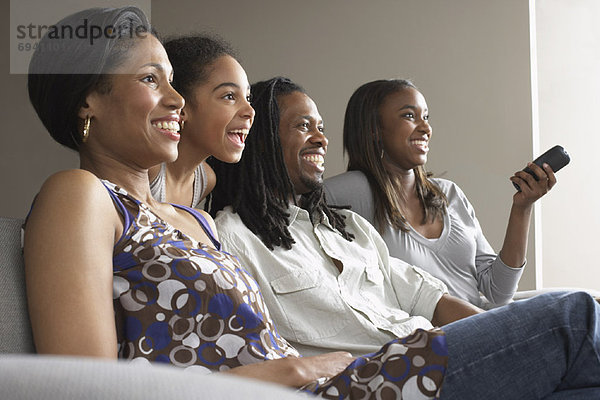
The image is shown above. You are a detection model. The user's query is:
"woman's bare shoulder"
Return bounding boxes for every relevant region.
[38,169,106,197]
[30,169,117,223]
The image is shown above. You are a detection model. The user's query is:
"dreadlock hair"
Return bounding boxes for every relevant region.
[163,34,236,102]
[207,77,354,250]
[343,79,447,233]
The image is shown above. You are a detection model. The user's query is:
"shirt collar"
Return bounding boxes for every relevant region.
[287,203,335,231]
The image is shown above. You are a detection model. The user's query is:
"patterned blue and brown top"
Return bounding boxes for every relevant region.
[104,180,299,372]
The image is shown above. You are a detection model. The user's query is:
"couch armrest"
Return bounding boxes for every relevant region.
[0,354,308,399]
[0,217,35,353]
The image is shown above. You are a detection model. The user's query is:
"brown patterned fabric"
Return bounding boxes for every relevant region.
[303,329,447,399]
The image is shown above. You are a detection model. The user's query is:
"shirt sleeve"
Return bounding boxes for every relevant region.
[454,183,524,306]
[388,257,448,320]
[353,212,448,321]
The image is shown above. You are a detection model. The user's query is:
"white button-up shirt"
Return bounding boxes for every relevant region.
[215,205,447,357]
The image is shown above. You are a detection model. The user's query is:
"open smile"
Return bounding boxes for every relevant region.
[301,153,325,171]
[226,128,249,147]
[152,119,181,141]
[410,138,429,153]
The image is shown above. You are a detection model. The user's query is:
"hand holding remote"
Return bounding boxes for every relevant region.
[513,145,570,192]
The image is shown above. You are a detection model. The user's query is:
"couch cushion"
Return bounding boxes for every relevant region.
[0,217,35,353]
[0,355,307,399]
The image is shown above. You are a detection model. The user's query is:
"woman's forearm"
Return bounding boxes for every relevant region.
[500,162,557,268]
[224,352,355,388]
[498,203,533,268]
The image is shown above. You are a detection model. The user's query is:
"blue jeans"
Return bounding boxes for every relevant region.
[440,291,600,399]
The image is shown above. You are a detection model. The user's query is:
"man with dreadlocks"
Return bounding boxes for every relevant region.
[207,77,481,357]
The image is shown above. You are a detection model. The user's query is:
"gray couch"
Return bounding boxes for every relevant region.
[0,217,305,399]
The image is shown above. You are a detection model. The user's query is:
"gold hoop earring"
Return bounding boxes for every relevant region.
[82,115,91,143]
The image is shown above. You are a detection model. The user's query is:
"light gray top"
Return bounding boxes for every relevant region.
[215,205,447,357]
[324,170,523,308]
[149,163,207,208]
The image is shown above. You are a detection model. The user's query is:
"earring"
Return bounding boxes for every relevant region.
[381,148,384,159]
[180,120,185,130]
[82,115,91,143]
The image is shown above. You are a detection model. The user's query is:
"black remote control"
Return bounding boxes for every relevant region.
[513,145,570,191]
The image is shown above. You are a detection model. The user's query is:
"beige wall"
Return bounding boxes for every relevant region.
[3,0,539,289]
[536,0,600,289]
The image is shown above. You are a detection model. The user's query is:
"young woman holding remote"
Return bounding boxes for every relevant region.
[324,79,557,308]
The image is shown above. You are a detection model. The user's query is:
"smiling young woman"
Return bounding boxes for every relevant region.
[325,79,557,308]
[148,35,254,209]
[25,6,192,358]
